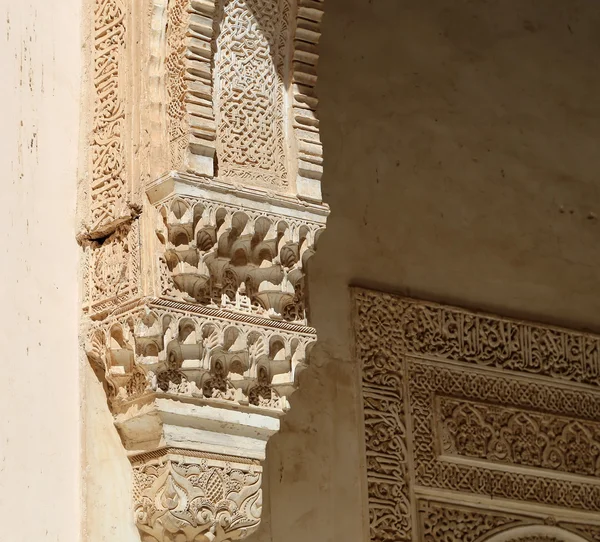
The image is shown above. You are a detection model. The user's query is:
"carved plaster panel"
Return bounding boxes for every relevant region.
[87,0,142,237]
[214,0,291,189]
[82,220,141,316]
[132,451,263,542]
[83,0,326,538]
[355,288,600,542]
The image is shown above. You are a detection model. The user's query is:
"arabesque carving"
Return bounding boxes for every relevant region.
[83,0,327,537]
[215,0,291,189]
[419,501,521,542]
[439,397,600,477]
[133,452,262,542]
[89,0,141,237]
[355,288,600,542]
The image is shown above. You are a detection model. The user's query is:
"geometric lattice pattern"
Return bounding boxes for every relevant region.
[215,0,290,189]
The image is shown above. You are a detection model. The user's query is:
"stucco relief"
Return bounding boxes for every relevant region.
[83,0,327,538]
[133,452,262,542]
[355,288,600,542]
[82,220,141,315]
[214,0,291,188]
[153,194,325,323]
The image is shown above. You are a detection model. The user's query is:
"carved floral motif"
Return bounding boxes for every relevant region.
[439,397,600,477]
[133,455,262,542]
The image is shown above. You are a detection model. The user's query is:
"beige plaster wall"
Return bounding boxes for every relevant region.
[0,0,82,540]
[254,2,600,542]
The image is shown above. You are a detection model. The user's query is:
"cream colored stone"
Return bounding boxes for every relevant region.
[80,0,327,539]
[0,1,81,540]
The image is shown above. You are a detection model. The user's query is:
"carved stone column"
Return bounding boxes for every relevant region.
[81,0,326,539]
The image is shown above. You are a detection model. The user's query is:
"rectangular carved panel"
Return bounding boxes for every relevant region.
[409,360,600,511]
[83,221,141,315]
[437,396,600,477]
[214,0,291,189]
[355,288,600,542]
[89,0,138,236]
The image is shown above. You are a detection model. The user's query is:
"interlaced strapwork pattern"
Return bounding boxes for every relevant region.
[215,0,290,188]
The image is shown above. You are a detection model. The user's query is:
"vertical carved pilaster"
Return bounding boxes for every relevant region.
[89,0,140,237]
[83,0,327,539]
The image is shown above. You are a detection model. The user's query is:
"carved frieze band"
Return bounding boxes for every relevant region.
[410,361,600,511]
[86,301,315,413]
[359,292,600,388]
[355,288,600,542]
[438,396,600,477]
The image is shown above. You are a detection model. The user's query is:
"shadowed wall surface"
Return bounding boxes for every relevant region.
[253,2,600,542]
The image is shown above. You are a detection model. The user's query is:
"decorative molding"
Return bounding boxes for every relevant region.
[292,0,324,200]
[355,288,600,542]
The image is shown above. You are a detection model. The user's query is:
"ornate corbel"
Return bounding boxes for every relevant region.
[84,0,327,538]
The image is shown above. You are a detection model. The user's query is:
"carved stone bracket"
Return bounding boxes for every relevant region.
[84,0,327,538]
[133,451,263,542]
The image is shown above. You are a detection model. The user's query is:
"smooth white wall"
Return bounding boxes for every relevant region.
[0,0,82,540]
